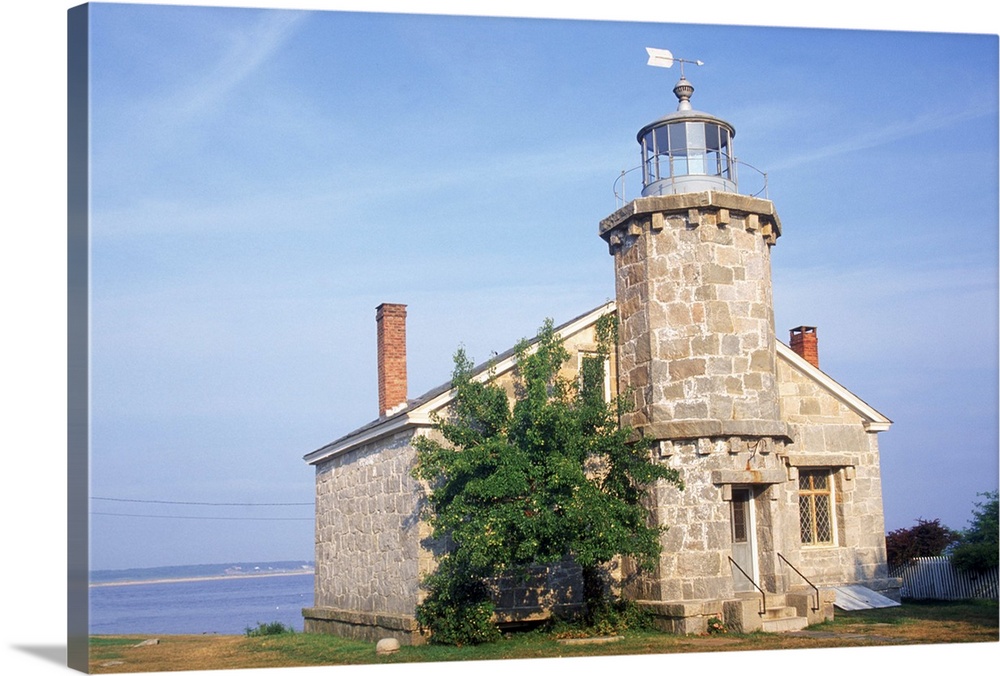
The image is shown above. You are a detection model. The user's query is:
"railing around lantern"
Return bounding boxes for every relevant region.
[613,158,769,209]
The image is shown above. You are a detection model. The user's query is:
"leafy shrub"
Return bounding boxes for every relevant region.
[952,491,999,574]
[549,597,654,638]
[414,556,501,646]
[245,621,294,637]
[415,591,500,646]
[951,542,998,573]
[885,518,959,569]
[586,597,654,635]
[706,615,727,634]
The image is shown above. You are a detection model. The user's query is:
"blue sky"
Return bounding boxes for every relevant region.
[76,3,998,571]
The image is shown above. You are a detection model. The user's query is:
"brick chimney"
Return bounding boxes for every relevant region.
[789,326,819,368]
[376,303,408,417]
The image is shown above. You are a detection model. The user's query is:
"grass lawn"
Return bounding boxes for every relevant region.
[88,599,998,673]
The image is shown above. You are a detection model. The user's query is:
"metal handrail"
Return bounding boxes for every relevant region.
[734,158,769,199]
[728,556,767,616]
[777,552,820,612]
[612,166,644,207]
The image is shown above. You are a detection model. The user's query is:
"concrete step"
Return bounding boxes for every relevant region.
[761,615,809,633]
[762,604,799,621]
[736,591,790,611]
[765,593,787,607]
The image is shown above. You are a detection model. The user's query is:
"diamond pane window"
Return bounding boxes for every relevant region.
[814,494,832,542]
[798,470,835,545]
[798,495,814,542]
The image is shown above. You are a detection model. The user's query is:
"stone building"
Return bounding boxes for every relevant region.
[302,71,898,642]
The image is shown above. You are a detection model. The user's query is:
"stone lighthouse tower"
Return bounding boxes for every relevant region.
[600,60,798,631]
[601,69,785,444]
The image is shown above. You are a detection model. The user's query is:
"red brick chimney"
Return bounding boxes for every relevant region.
[376,303,408,417]
[789,326,819,368]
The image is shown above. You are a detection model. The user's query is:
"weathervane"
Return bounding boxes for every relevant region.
[645,47,704,111]
[645,47,704,77]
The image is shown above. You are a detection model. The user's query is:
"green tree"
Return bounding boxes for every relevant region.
[951,491,999,574]
[412,315,682,644]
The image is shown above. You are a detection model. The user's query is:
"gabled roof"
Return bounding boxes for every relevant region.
[775,340,892,432]
[304,299,891,466]
[303,301,616,466]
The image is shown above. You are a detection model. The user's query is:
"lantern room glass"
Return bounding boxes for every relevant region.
[641,120,734,193]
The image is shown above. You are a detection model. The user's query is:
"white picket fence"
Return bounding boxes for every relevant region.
[893,556,999,601]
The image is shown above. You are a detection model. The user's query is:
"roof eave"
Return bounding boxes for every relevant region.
[302,412,435,466]
[776,341,892,431]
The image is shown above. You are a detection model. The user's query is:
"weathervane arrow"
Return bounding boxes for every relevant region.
[645,47,704,77]
[645,47,674,68]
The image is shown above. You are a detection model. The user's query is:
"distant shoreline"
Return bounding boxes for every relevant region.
[90,569,314,588]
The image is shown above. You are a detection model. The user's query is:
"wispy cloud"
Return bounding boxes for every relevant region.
[91,10,311,201]
[165,11,308,123]
[91,135,623,239]
[768,104,996,171]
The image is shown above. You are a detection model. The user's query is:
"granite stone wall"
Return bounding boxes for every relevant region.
[305,429,432,643]
[776,358,896,595]
[626,436,789,604]
[600,192,784,440]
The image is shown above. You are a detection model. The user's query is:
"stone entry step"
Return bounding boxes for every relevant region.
[762,604,799,620]
[760,603,808,632]
[732,592,811,633]
[761,614,810,632]
[757,597,809,633]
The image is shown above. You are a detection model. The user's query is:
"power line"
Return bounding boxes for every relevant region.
[91,512,312,522]
[91,496,312,507]
[89,496,314,522]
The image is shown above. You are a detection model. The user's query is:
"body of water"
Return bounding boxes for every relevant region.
[89,566,314,635]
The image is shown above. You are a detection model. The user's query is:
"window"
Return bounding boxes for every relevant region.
[798,470,835,545]
[731,490,749,543]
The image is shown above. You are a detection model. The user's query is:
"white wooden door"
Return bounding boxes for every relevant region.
[730,488,757,593]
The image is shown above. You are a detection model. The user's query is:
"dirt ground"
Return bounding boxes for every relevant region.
[89,636,273,672]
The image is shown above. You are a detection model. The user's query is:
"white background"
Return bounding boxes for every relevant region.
[2,2,997,675]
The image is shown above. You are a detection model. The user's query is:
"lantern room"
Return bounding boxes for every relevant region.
[638,76,737,196]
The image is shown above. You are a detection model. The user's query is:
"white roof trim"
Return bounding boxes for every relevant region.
[776,341,892,432]
[302,413,429,465]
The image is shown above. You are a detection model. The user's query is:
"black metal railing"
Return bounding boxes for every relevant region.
[777,552,820,611]
[728,556,767,615]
